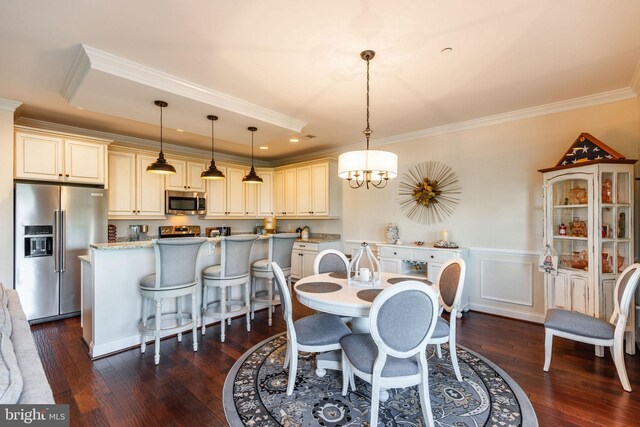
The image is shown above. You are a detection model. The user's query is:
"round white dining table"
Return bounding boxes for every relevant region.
[293,271,435,400]
[294,271,435,333]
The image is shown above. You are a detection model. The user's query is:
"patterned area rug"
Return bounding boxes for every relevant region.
[223,333,537,426]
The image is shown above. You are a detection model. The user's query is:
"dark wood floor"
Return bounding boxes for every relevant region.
[32,300,640,426]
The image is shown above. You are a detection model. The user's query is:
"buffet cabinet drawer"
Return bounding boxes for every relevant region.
[413,250,452,263]
[379,246,414,259]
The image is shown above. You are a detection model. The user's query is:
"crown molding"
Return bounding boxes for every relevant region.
[0,98,22,112]
[14,117,269,167]
[67,45,306,133]
[631,60,640,96]
[374,88,638,147]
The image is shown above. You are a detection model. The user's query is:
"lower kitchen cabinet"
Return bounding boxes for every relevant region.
[291,240,342,279]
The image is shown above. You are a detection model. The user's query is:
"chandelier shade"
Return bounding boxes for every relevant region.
[243,126,263,184]
[337,50,397,189]
[147,100,176,175]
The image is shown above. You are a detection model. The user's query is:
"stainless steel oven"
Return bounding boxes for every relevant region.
[165,191,206,215]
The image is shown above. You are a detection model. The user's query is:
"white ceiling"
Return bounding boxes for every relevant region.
[1,1,639,161]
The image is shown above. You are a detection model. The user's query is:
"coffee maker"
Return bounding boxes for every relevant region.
[129,224,149,241]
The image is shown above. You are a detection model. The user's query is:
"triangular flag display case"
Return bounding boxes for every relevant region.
[539,133,638,356]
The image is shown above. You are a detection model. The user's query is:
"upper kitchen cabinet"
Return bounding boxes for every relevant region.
[205,165,246,218]
[274,168,296,216]
[164,158,206,192]
[108,150,165,219]
[276,160,340,218]
[256,170,274,217]
[15,128,110,184]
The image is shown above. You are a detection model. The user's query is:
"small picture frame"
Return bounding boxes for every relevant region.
[602,225,609,238]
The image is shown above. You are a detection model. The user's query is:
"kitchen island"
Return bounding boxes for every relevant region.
[82,236,269,358]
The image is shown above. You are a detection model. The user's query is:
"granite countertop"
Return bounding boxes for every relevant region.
[296,233,341,243]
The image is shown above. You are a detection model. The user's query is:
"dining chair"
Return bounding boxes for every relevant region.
[250,233,298,326]
[271,261,352,395]
[544,263,640,392]
[340,281,439,427]
[427,258,466,381]
[201,235,257,342]
[138,237,207,364]
[313,249,350,275]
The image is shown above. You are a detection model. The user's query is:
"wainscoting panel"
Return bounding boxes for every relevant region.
[480,258,534,306]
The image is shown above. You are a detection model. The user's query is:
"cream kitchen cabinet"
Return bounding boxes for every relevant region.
[108,151,165,219]
[291,240,342,279]
[257,170,274,217]
[15,129,109,184]
[165,159,206,192]
[275,168,297,216]
[205,166,246,217]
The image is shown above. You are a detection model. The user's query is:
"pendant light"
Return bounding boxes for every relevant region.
[146,100,176,175]
[201,115,225,180]
[242,126,263,184]
[337,50,398,189]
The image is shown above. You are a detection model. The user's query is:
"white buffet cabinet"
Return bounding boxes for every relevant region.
[377,243,470,312]
[291,240,342,279]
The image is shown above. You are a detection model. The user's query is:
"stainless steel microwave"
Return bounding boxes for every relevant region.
[165,191,206,215]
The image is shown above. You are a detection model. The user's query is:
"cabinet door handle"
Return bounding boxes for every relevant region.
[299,245,305,248]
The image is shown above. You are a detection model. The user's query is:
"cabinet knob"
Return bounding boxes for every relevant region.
[430,255,434,259]
[187,186,190,189]
[65,174,69,177]
[58,174,63,177]
[184,186,187,189]
[132,210,135,214]
[394,252,397,255]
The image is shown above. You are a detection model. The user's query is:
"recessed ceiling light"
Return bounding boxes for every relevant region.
[289,137,300,143]
[76,107,84,110]
[176,129,184,132]
[441,47,453,55]
[290,135,316,143]
[259,146,269,150]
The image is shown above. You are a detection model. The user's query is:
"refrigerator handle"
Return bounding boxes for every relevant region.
[61,210,66,272]
[53,209,59,273]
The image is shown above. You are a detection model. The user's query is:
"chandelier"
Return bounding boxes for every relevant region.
[201,114,225,180]
[338,50,397,189]
[146,100,176,175]
[242,126,263,184]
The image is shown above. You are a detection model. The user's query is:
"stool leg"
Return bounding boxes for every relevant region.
[245,279,251,332]
[154,299,161,365]
[177,295,183,342]
[201,284,208,336]
[220,286,227,342]
[250,276,256,320]
[141,297,148,354]
[267,277,273,326]
[192,289,198,352]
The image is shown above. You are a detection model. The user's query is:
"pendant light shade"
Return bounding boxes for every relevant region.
[146,100,176,175]
[337,50,397,189]
[201,114,225,180]
[243,126,263,184]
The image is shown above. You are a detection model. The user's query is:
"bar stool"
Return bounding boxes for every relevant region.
[201,235,257,342]
[139,237,206,365]
[251,233,298,326]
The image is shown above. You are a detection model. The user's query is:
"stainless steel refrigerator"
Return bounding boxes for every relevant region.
[14,182,107,323]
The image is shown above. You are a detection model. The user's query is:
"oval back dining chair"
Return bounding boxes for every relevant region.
[544,263,640,391]
[313,249,350,275]
[201,235,257,342]
[427,258,466,381]
[271,262,351,395]
[251,233,298,326]
[339,281,439,427]
[139,237,207,364]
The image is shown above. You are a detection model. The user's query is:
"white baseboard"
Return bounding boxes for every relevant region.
[469,303,544,324]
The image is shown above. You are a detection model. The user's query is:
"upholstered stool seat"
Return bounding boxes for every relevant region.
[294,313,351,346]
[545,309,615,340]
[139,237,206,365]
[251,233,298,326]
[340,333,421,377]
[201,235,257,342]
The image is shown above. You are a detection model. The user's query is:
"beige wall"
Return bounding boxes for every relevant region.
[342,98,640,251]
[0,103,17,288]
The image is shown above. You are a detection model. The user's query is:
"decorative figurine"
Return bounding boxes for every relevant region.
[618,212,625,238]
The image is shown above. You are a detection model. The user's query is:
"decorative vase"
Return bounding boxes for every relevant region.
[385,223,399,244]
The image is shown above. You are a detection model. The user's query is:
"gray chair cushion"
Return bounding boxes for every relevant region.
[252,258,269,271]
[317,253,348,274]
[294,313,351,346]
[545,308,615,340]
[340,333,419,377]
[202,265,221,278]
[376,290,434,352]
[431,317,450,339]
[139,273,194,291]
[0,332,23,404]
[439,263,461,307]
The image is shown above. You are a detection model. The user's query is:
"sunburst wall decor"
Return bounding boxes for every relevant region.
[398,161,461,224]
